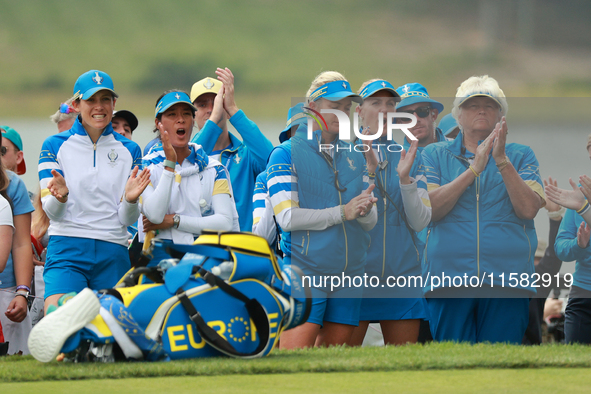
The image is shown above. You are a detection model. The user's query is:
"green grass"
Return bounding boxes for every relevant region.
[3,369,591,394]
[2,342,591,383]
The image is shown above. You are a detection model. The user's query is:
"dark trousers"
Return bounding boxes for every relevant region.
[565,286,591,344]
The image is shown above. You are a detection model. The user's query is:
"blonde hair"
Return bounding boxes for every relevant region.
[31,190,50,241]
[586,133,591,151]
[451,75,508,121]
[50,94,79,125]
[306,71,347,104]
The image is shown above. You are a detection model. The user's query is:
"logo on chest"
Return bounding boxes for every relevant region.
[346,156,356,171]
[233,154,241,164]
[107,149,119,167]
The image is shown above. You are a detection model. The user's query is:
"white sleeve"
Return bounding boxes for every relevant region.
[400,179,432,232]
[252,195,278,245]
[0,198,14,230]
[276,205,343,232]
[177,193,234,234]
[42,195,67,222]
[141,169,174,224]
[118,198,141,227]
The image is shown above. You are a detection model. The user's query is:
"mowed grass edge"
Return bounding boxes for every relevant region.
[4,369,591,394]
[2,342,591,383]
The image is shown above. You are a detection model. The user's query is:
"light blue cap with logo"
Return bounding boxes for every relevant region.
[438,113,459,136]
[309,80,363,104]
[279,103,307,143]
[359,80,401,101]
[155,92,197,117]
[73,70,117,100]
[395,82,444,113]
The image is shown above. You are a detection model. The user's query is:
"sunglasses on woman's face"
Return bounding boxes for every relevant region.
[0,146,6,156]
[396,106,432,122]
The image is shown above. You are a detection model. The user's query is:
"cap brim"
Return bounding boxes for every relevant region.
[324,92,364,104]
[459,94,502,109]
[365,87,401,101]
[81,87,118,100]
[113,110,139,132]
[397,97,444,113]
[159,101,197,115]
[16,160,26,176]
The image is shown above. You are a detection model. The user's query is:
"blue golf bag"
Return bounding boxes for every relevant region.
[64,232,310,361]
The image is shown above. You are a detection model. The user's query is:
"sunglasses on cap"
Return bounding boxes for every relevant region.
[59,103,76,114]
[396,106,432,122]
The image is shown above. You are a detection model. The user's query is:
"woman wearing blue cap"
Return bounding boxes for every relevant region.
[348,79,431,346]
[38,70,151,313]
[267,71,378,348]
[421,75,545,343]
[139,90,237,260]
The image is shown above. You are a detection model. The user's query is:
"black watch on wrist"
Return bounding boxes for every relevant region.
[15,291,29,299]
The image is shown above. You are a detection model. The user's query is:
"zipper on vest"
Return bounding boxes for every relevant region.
[476,175,480,277]
[381,170,387,277]
[523,225,531,263]
[93,142,97,167]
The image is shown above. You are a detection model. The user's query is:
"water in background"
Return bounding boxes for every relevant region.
[4,117,589,273]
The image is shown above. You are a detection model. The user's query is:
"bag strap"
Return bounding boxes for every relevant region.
[176,268,271,358]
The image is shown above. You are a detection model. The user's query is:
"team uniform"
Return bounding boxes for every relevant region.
[139,142,238,257]
[0,172,33,355]
[252,170,278,248]
[268,125,375,326]
[421,135,545,343]
[192,110,273,231]
[359,139,431,321]
[555,207,591,344]
[39,117,142,297]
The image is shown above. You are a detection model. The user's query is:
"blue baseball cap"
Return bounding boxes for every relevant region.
[155,92,197,117]
[309,80,363,104]
[438,113,459,137]
[395,83,444,113]
[73,70,117,100]
[359,80,401,101]
[279,103,307,143]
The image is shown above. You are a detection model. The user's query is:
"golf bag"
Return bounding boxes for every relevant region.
[63,231,310,361]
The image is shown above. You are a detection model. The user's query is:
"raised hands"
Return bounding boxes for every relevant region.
[360,127,378,175]
[471,127,496,174]
[577,221,590,248]
[209,84,226,125]
[125,166,151,203]
[215,67,239,118]
[157,122,177,164]
[47,170,69,203]
[543,177,562,213]
[344,184,377,220]
[580,175,591,202]
[545,178,586,211]
[397,139,418,185]
[492,116,508,164]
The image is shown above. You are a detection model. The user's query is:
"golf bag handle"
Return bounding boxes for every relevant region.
[176,267,271,358]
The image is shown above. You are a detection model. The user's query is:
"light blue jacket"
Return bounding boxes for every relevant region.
[555,207,591,291]
[192,110,273,231]
[268,127,370,275]
[421,134,544,293]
